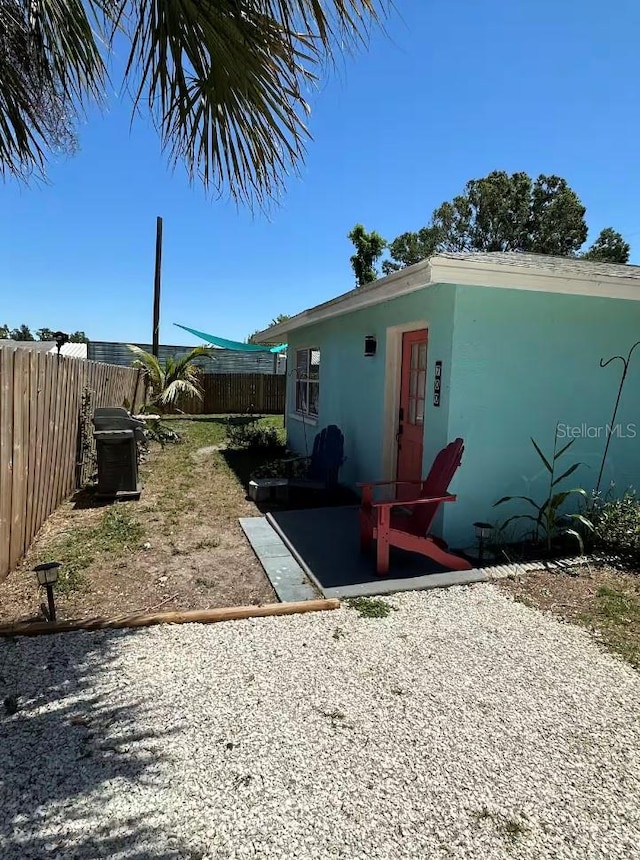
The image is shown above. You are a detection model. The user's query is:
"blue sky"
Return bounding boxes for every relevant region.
[3,0,640,344]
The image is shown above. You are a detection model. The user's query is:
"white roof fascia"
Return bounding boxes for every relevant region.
[430,255,640,301]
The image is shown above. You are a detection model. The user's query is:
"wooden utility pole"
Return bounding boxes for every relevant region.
[152,216,163,357]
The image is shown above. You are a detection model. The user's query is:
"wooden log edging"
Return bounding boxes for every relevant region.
[0,599,341,638]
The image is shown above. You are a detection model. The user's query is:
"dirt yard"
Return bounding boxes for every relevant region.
[499,561,640,669]
[0,416,282,624]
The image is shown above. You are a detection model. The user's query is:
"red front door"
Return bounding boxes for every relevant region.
[397,329,428,499]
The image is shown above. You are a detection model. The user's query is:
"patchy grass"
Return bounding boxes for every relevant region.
[499,563,640,670]
[346,597,395,619]
[581,584,640,667]
[2,415,279,623]
[39,506,144,596]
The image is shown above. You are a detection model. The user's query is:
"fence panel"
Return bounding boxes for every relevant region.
[176,373,285,415]
[0,347,143,580]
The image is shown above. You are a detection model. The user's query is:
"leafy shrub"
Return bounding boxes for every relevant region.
[251,457,307,480]
[590,491,640,561]
[144,417,181,446]
[226,418,285,452]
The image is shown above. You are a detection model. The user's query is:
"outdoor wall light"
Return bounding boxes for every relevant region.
[473,522,493,567]
[364,335,377,357]
[53,331,69,356]
[34,562,61,622]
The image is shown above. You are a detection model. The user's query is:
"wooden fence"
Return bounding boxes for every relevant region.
[178,373,286,415]
[0,347,143,580]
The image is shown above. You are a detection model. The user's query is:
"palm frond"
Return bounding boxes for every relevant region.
[172,346,214,373]
[0,0,106,178]
[1,0,385,198]
[159,377,203,405]
[127,344,164,389]
[121,0,386,205]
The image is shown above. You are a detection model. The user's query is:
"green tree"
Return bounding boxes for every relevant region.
[128,345,214,412]
[268,314,291,327]
[0,324,9,338]
[431,171,532,253]
[380,171,623,273]
[527,174,588,256]
[429,172,588,256]
[36,328,89,342]
[382,227,441,275]
[248,314,291,344]
[0,0,384,203]
[582,228,630,264]
[9,323,34,340]
[348,224,387,286]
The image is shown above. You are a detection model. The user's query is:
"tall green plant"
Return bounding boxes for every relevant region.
[127,345,213,411]
[494,428,593,553]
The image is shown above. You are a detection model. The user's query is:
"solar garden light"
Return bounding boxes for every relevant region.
[34,562,61,622]
[473,522,493,567]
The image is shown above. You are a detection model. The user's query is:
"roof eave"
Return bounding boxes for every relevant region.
[254,258,434,343]
[254,253,640,345]
[430,255,640,298]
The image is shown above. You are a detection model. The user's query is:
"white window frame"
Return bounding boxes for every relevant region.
[294,347,320,419]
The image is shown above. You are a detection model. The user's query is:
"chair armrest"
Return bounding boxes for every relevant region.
[367,494,457,509]
[356,479,424,489]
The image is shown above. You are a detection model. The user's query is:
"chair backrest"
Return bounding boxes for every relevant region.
[307,424,345,486]
[408,438,465,535]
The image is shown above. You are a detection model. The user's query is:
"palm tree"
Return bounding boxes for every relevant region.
[1,0,385,203]
[128,344,214,411]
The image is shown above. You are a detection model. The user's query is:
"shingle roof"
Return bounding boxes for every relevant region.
[255,250,640,343]
[437,251,640,280]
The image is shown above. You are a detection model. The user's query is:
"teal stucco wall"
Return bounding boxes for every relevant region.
[444,285,640,547]
[285,284,455,488]
[285,281,640,552]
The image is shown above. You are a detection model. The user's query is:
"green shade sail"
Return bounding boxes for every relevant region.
[174,323,287,353]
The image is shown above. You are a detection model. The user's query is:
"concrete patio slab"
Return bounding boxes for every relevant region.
[264,505,489,598]
[239,517,319,603]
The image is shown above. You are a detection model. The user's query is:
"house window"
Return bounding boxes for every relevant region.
[295,348,320,417]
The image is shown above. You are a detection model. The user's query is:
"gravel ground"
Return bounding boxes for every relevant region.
[1,584,640,860]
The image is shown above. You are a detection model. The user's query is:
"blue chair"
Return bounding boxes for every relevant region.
[285,425,345,494]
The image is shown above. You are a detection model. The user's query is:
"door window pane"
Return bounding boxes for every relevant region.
[416,397,425,425]
[418,343,427,370]
[411,343,419,369]
[409,398,417,424]
[410,369,418,397]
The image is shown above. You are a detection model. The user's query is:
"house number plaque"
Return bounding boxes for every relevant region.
[433,361,442,407]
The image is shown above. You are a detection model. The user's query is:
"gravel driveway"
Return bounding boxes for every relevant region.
[1,584,639,859]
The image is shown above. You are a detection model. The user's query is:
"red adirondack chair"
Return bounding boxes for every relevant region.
[358,438,473,576]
